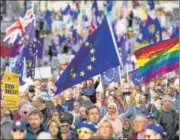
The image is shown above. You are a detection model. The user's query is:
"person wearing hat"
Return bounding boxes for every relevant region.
[11,120,27,140]
[145,123,167,139]
[59,112,77,140]
[76,121,97,139]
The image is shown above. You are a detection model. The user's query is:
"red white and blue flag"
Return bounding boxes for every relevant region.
[3,4,35,44]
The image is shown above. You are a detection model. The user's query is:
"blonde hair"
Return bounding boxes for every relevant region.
[97,119,116,137]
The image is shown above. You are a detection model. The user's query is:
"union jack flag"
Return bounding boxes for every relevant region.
[90,14,98,32]
[3,3,35,44]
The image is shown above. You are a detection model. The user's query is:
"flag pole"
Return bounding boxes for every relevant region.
[106,17,124,69]
[126,64,130,84]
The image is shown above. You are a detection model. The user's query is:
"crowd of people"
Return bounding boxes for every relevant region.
[1,73,179,139]
[1,1,179,140]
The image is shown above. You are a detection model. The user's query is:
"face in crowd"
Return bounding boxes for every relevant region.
[29,113,42,130]
[48,120,60,137]
[98,120,113,139]
[124,84,131,93]
[73,86,81,99]
[123,119,131,130]
[107,105,117,117]
[64,90,73,101]
[145,129,162,140]
[79,106,87,120]
[60,122,71,134]
[133,115,147,134]
[88,107,100,124]
[107,95,115,105]
[162,95,173,111]
[11,128,27,139]
[86,79,93,87]
[77,128,94,140]
[73,102,80,113]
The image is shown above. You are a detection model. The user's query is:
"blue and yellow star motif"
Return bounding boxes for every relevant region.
[69,41,96,79]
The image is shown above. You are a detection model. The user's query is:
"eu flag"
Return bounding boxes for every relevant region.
[55,18,122,94]
[101,66,121,87]
[141,18,162,42]
[130,69,144,86]
[11,50,27,85]
[24,37,44,60]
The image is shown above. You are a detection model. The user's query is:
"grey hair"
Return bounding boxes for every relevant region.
[162,95,173,102]
[134,114,148,123]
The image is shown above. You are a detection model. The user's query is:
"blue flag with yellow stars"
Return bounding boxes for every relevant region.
[130,69,144,86]
[55,18,122,95]
[141,18,162,42]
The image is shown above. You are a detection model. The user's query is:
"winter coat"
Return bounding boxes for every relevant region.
[25,122,49,140]
[1,117,13,139]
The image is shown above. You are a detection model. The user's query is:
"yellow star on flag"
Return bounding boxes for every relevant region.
[87,65,93,70]
[91,56,96,62]
[72,73,76,78]
[90,48,95,54]
[85,41,90,46]
[80,71,85,77]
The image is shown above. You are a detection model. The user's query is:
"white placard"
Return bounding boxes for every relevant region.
[35,67,51,79]
[58,54,74,64]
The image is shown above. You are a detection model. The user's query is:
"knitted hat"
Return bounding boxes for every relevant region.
[77,121,97,133]
[12,120,26,130]
[107,102,117,111]
[146,123,167,137]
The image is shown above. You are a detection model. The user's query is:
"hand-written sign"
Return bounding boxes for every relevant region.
[2,72,19,111]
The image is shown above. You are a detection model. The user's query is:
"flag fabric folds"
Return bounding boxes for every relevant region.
[137,18,162,43]
[11,51,26,85]
[130,69,144,86]
[24,37,44,60]
[148,0,155,10]
[101,66,121,87]
[134,36,179,83]
[55,18,121,94]
[3,4,35,44]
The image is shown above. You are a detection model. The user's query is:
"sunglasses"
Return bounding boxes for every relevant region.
[77,129,93,135]
[145,135,151,138]
[60,124,69,127]
[13,129,25,133]
[23,111,28,114]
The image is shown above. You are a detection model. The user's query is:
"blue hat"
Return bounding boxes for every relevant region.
[146,124,167,137]
[12,120,26,130]
[77,121,97,132]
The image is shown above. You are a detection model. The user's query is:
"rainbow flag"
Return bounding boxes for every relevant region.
[134,36,179,83]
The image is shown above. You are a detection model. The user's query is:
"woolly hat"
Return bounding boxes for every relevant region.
[146,123,167,137]
[76,121,97,133]
[107,102,117,111]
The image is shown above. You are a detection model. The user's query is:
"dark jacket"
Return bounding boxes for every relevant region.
[64,99,76,111]
[147,103,161,121]
[159,109,179,139]
[55,104,65,114]
[25,122,49,140]
[80,81,99,103]
[130,132,137,140]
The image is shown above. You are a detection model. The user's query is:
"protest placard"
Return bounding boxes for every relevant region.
[2,72,19,111]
